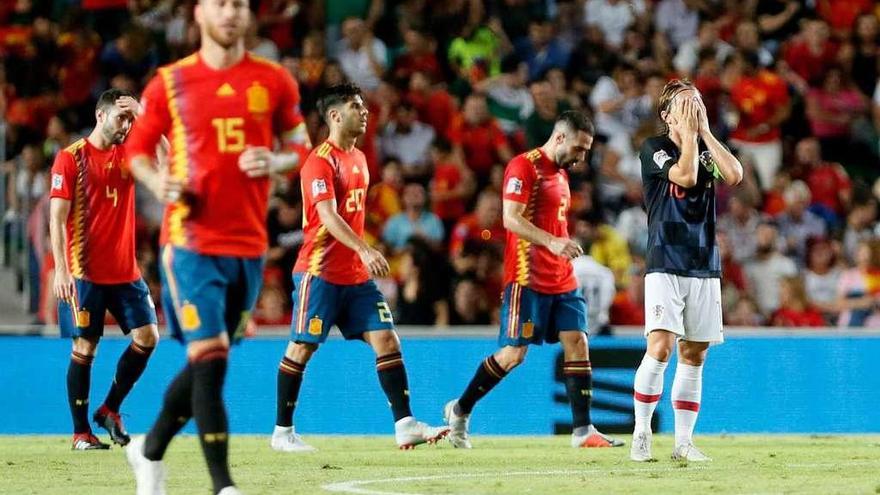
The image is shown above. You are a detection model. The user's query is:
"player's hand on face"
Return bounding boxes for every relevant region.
[358,246,391,278]
[548,237,583,259]
[115,96,141,115]
[695,94,711,135]
[679,96,700,135]
[238,146,274,178]
[53,268,75,304]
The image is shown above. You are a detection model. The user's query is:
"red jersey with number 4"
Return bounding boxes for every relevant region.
[50,138,140,284]
[125,52,305,258]
[502,149,576,294]
[294,141,370,285]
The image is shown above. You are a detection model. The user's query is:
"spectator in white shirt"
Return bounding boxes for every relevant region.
[336,17,387,91]
[583,0,646,48]
[380,102,436,181]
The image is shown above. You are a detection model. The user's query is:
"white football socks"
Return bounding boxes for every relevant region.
[633,354,668,433]
[671,362,703,446]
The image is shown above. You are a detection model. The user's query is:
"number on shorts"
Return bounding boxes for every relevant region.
[377,301,393,323]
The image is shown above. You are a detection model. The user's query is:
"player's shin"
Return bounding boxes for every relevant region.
[671,362,703,446]
[456,356,508,415]
[144,365,193,460]
[68,351,94,434]
[276,357,306,427]
[376,352,413,421]
[103,341,154,413]
[191,348,234,494]
[563,360,593,434]
[633,354,668,432]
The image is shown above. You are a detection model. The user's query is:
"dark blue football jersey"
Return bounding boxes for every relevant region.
[640,135,721,278]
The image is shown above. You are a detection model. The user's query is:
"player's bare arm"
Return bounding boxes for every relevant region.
[315,199,390,278]
[666,97,700,188]
[49,197,74,303]
[695,95,743,186]
[238,122,312,177]
[502,199,582,259]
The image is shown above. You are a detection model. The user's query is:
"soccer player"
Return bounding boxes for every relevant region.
[121,0,311,493]
[443,111,623,449]
[271,83,449,452]
[50,89,159,451]
[630,80,743,462]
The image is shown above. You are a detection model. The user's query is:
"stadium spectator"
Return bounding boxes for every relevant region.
[744,220,798,316]
[428,140,475,236]
[805,66,868,164]
[836,239,880,327]
[99,25,158,85]
[524,79,570,148]
[727,50,790,191]
[447,22,509,87]
[731,20,774,68]
[366,159,403,243]
[244,12,280,62]
[793,137,852,224]
[476,55,533,136]
[725,295,764,326]
[266,192,304,297]
[447,93,513,184]
[393,28,441,83]
[448,276,491,325]
[514,18,570,81]
[755,0,803,50]
[572,248,616,335]
[380,101,435,181]
[336,17,387,91]
[770,276,827,327]
[781,18,839,92]
[449,190,504,258]
[842,199,878,264]
[804,237,843,322]
[654,0,701,51]
[575,213,632,289]
[406,70,457,138]
[840,13,879,98]
[613,183,648,257]
[394,238,449,326]
[718,191,763,263]
[583,0,647,49]
[590,63,650,140]
[382,182,444,251]
[673,19,733,77]
[717,231,748,307]
[776,181,827,263]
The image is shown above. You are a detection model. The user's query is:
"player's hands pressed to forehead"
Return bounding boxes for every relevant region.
[548,237,583,260]
[115,96,140,115]
[239,146,274,178]
[675,95,700,135]
[693,94,710,135]
[358,246,391,278]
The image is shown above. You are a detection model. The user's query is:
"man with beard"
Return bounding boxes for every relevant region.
[122,0,311,493]
[50,89,159,451]
[443,111,624,450]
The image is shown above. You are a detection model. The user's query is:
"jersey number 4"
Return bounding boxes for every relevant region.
[212,117,245,153]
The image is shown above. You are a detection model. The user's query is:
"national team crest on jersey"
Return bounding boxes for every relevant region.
[506,177,523,194]
[652,304,664,321]
[246,81,269,115]
[311,178,328,197]
[653,150,670,168]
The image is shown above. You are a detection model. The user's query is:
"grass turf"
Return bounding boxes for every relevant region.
[1,435,879,494]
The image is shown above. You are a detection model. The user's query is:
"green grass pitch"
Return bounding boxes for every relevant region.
[2,435,879,494]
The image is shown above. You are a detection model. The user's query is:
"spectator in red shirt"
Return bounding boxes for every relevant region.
[781,18,839,91]
[816,0,874,39]
[405,70,456,138]
[805,66,868,162]
[727,51,791,191]
[365,158,403,244]
[393,29,441,83]
[430,139,476,236]
[449,190,504,258]
[794,137,852,222]
[448,92,513,185]
[771,276,827,327]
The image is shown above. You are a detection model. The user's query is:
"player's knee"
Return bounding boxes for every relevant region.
[133,325,159,348]
[367,330,400,355]
[286,341,317,364]
[72,337,98,356]
[495,346,527,370]
[678,342,708,365]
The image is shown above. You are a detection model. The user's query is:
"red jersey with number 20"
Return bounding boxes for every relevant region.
[50,138,140,284]
[294,141,370,285]
[502,149,577,294]
[125,52,305,258]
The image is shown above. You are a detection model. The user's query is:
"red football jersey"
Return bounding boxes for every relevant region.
[294,141,371,285]
[50,138,140,284]
[501,149,577,294]
[126,52,305,258]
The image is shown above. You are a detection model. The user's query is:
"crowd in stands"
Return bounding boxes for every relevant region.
[3,0,880,330]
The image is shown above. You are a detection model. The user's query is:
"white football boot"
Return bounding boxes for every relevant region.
[630,429,654,462]
[443,400,472,449]
[672,441,712,462]
[125,435,167,495]
[270,425,317,453]
[395,416,450,449]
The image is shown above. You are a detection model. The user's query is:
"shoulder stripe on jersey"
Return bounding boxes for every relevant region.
[515,167,542,286]
[159,66,192,248]
[315,142,332,159]
[69,144,89,279]
[171,53,198,69]
[524,149,542,163]
[308,225,329,275]
[63,138,86,155]
[249,53,282,70]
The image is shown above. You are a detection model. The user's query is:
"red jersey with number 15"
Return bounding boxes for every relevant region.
[294,141,370,285]
[502,149,577,294]
[125,52,305,258]
[50,138,140,284]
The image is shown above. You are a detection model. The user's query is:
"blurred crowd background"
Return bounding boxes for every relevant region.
[3,0,880,331]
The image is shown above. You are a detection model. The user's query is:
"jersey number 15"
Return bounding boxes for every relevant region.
[212,118,245,153]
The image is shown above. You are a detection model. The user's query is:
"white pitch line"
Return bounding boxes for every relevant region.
[321,461,880,495]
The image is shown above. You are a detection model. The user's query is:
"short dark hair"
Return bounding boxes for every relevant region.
[96,88,135,112]
[556,110,594,136]
[316,83,363,122]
